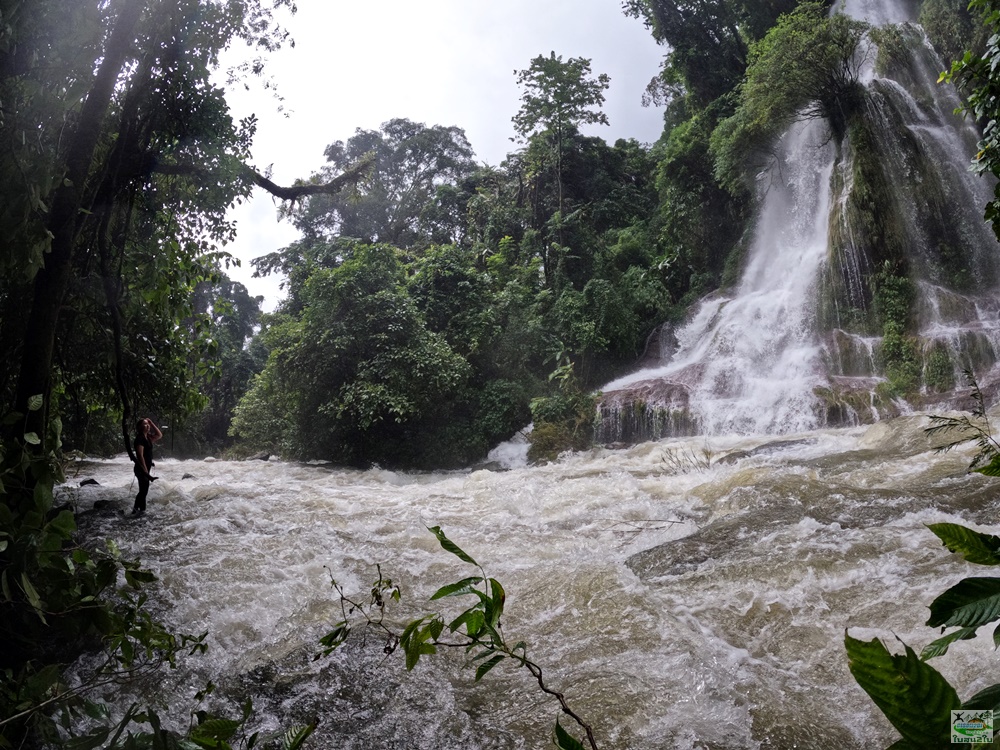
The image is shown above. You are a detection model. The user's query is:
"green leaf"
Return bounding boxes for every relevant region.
[976,455,1000,476]
[400,617,438,670]
[474,653,505,681]
[317,623,349,656]
[27,394,43,412]
[845,633,959,746]
[964,683,1000,711]
[488,578,505,625]
[281,723,316,750]
[20,573,47,624]
[124,568,158,588]
[448,609,485,637]
[430,576,484,600]
[554,719,587,750]
[920,627,978,660]
[46,509,76,539]
[428,618,444,641]
[927,577,1000,628]
[190,717,241,743]
[427,525,478,566]
[23,432,40,445]
[927,523,1000,565]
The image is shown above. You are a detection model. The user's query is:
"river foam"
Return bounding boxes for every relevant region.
[62,415,1000,748]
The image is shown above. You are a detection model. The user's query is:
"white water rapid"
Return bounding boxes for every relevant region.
[67,420,1000,748]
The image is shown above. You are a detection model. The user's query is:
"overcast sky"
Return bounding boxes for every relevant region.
[221,0,667,309]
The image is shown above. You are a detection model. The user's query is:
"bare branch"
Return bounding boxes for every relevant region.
[151,151,375,202]
[242,151,374,201]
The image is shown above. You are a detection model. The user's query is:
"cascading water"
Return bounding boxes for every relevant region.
[64,420,1000,749]
[57,4,1000,749]
[602,120,837,435]
[599,3,1000,444]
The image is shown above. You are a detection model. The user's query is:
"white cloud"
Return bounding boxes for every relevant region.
[221,0,666,311]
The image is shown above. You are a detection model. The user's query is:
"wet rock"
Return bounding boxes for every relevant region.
[246,451,271,461]
[596,380,697,444]
[79,478,100,486]
[182,473,196,479]
[717,438,818,464]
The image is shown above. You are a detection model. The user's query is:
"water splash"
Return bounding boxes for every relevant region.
[600,17,1000,443]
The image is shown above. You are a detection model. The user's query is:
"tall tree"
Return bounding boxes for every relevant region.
[1,0,365,451]
[512,52,610,239]
[292,118,477,248]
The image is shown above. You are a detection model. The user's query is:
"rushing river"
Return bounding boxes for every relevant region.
[64,414,1000,749]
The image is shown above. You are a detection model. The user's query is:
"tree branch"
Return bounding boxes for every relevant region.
[242,152,373,201]
[151,152,374,202]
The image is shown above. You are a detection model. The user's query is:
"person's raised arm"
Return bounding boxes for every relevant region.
[146,419,163,442]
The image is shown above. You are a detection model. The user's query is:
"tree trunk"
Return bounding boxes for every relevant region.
[13,0,146,446]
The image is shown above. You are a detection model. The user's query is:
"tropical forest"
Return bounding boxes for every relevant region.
[5,0,1000,747]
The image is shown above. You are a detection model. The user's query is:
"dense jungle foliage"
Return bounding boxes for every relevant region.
[1,0,999,745]
[0,0,988,470]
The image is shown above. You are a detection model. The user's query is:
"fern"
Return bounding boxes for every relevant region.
[925,369,1000,472]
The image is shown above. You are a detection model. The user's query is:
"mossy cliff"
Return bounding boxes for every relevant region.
[597,23,1000,445]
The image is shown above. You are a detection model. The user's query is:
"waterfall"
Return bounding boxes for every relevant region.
[604,120,836,435]
[599,9,1000,444]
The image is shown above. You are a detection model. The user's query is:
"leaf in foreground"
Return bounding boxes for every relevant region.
[846,633,959,747]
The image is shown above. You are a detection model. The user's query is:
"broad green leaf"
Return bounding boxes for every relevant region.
[427,525,478,566]
[190,718,240,742]
[318,623,349,655]
[927,577,1000,628]
[124,568,157,588]
[474,654,505,681]
[927,523,1000,565]
[845,633,959,746]
[964,683,1000,711]
[27,394,43,412]
[46,509,76,539]
[406,641,437,671]
[920,627,977,660]
[976,454,1000,477]
[428,618,444,641]
[281,723,316,750]
[554,719,587,750]
[449,609,485,637]
[430,576,484,600]
[488,578,506,624]
[23,432,40,445]
[400,616,427,645]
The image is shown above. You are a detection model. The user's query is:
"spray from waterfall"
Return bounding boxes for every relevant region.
[599,5,1000,444]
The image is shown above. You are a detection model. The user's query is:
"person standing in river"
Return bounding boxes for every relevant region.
[132,417,163,515]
